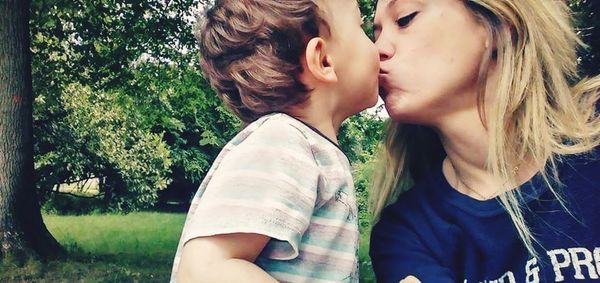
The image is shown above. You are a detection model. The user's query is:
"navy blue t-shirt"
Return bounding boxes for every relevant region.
[370,151,600,283]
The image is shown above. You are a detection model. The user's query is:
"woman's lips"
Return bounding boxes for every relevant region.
[378,73,390,87]
[378,72,402,100]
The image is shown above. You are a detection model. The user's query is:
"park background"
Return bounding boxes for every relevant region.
[0,0,599,282]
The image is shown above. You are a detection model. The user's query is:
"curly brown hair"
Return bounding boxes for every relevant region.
[195,0,330,122]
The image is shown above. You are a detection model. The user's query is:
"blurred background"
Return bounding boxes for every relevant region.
[0,0,598,282]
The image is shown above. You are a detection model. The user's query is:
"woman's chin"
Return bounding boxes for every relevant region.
[383,102,403,120]
[382,94,403,114]
[383,99,420,123]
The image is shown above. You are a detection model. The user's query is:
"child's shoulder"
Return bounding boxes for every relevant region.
[216,113,318,166]
[232,112,313,148]
[217,112,348,173]
[204,113,322,185]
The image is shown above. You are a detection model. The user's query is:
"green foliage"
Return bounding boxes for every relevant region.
[352,151,380,229]
[341,113,383,283]
[359,230,377,283]
[359,0,377,39]
[338,110,385,230]
[35,83,172,212]
[339,110,386,165]
[30,0,241,210]
[124,62,241,184]
[41,194,104,215]
[30,0,200,90]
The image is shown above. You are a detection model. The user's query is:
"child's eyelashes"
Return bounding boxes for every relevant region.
[396,11,418,28]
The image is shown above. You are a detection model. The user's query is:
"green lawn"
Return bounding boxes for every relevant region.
[1,212,375,282]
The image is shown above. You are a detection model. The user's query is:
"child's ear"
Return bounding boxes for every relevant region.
[304,37,338,83]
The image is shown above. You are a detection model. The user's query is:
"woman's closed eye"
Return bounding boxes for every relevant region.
[397,12,418,28]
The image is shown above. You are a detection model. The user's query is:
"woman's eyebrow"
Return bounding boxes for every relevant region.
[387,0,399,9]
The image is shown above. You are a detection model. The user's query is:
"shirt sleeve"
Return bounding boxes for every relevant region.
[181,121,320,261]
[370,206,455,283]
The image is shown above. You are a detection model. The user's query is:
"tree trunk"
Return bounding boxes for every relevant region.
[0,0,64,261]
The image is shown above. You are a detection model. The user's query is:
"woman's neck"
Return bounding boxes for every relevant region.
[435,108,538,200]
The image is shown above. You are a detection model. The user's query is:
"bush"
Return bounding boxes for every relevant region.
[41,193,104,216]
[36,83,173,212]
[352,149,380,230]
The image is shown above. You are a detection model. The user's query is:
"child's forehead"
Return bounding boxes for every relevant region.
[316,0,357,11]
[316,0,360,19]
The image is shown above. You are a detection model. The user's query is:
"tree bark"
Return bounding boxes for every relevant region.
[0,0,64,261]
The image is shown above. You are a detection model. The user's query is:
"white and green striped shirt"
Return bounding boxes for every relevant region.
[170,113,359,282]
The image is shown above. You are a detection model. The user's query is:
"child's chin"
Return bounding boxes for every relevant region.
[365,87,379,107]
[354,93,379,113]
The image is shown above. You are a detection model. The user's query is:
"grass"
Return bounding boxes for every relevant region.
[44,212,184,259]
[1,212,185,282]
[1,212,375,282]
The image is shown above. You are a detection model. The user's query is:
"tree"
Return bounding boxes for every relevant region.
[29,0,228,210]
[0,0,63,261]
[124,62,240,204]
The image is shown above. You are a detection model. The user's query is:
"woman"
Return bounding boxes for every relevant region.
[369,0,600,282]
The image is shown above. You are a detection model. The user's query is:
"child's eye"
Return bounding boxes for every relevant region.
[396,12,418,28]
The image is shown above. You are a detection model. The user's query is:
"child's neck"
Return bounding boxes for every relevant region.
[285,95,345,145]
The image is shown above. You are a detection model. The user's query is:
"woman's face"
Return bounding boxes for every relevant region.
[374,0,490,125]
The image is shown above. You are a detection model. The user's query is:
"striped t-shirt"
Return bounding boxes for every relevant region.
[170,113,359,282]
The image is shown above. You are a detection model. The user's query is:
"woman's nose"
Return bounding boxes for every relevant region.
[376,36,394,61]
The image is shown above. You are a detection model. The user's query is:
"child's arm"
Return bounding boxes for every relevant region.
[175,121,319,282]
[176,233,278,283]
[400,276,422,283]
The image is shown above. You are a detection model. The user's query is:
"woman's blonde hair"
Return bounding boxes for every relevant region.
[370,0,600,256]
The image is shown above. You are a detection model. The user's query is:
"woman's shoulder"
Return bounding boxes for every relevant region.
[370,171,457,279]
[370,183,432,249]
[381,181,435,218]
[373,172,445,237]
[550,148,600,196]
[558,147,600,177]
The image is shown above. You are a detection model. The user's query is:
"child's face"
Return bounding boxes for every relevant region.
[324,0,380,115]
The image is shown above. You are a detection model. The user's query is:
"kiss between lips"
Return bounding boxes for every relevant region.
[378,70,390,99]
